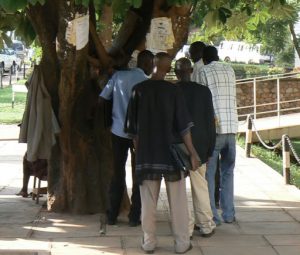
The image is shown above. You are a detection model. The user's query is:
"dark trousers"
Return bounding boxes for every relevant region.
[107,134,141,222]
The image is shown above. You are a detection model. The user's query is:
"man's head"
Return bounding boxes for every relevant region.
[203,46,219,65]
[189,41,206,63]
[174,58,193,82]
[137,50,154,76]
[153,52,172,75]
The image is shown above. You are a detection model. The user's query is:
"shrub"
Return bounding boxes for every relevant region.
[268,67,284,75]
[230,63,270,79]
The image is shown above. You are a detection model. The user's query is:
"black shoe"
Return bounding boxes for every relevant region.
[107,218,117,225]
[224,217,236,224]
[129,220,141,227]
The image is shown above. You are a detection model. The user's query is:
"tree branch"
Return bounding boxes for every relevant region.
[289,22,300,60]
[89,21,112,69]
[109,10,139,55]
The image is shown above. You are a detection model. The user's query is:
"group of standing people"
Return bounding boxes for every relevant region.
[100,41,238,254]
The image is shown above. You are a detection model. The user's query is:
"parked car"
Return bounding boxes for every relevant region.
[0,48,22,72]
[259,54,274,64]
[218,40,267,64]
[12,40,26,60]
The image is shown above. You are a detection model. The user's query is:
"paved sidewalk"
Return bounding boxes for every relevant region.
[0,140,300,255]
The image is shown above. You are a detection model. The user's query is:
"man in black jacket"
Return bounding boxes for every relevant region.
[125,53,199,254]
[175,57,216,238]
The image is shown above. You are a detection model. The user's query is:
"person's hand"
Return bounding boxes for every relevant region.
[190,153,201,171]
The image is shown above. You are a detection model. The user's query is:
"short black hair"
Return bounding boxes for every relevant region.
[154,52,172,73]
[175,57,192,71]
[203,46,219,64]
[155,52,172,61]
[137,50,154,65]
[189,41,206,63]
[190,41,206,51]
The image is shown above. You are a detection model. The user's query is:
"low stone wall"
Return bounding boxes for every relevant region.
[237,78,300,120]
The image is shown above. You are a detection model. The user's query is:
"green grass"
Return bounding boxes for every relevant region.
[291,140,300,154]
[0,85,27,124]
[237,135,300,189]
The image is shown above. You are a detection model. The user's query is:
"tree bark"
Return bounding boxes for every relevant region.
[98,4,113,50]
[27,0,113,214]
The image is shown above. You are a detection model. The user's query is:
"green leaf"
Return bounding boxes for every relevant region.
[229,0,239,9]
[246,22,257,31]
[30,0,46,5]
[219,7,232,18]
[82,0,90,7]
[112,0,128,15]
[0,34,4,49]
[15,14,36,45]
[218,9,226,24]
[244,5,252,16]
[94,0,105,11]
[0,0,27,12]
[204,10,219,28]
[129,0,142,8]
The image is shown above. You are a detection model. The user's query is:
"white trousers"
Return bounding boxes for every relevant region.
[188,164,216,236]
[140,177,190,253]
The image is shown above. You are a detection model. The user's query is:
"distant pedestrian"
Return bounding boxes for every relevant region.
[198,46,238,225]
[175,57,216,237]
[125,52,199,254]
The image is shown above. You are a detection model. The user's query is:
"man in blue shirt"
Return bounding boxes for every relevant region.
[100,50,154,226]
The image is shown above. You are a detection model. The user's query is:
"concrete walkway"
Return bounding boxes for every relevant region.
[0,139,300,255]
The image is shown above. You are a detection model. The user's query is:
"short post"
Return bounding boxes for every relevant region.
[9,66,12,86]
[12,86,15,108]
[23,62,26,79]
[16,66,19,81]
[0,70,2,89]
[282,135,291,185]
[245,115,253,157]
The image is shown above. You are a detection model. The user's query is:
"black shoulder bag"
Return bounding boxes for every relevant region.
[170,143,192,172]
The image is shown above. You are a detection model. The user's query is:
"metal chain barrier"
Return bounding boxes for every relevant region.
[249,115,282,150]
[244,115,299,184]
[285,135,300,165]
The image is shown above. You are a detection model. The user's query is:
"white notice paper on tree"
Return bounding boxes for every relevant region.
[146,17,175,52]
[75,14,89,50]
[65,14,89,50]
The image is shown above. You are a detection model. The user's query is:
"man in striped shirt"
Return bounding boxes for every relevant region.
[196,45,238,225]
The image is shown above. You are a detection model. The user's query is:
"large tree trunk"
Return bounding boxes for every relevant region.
[26,0,192,214]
